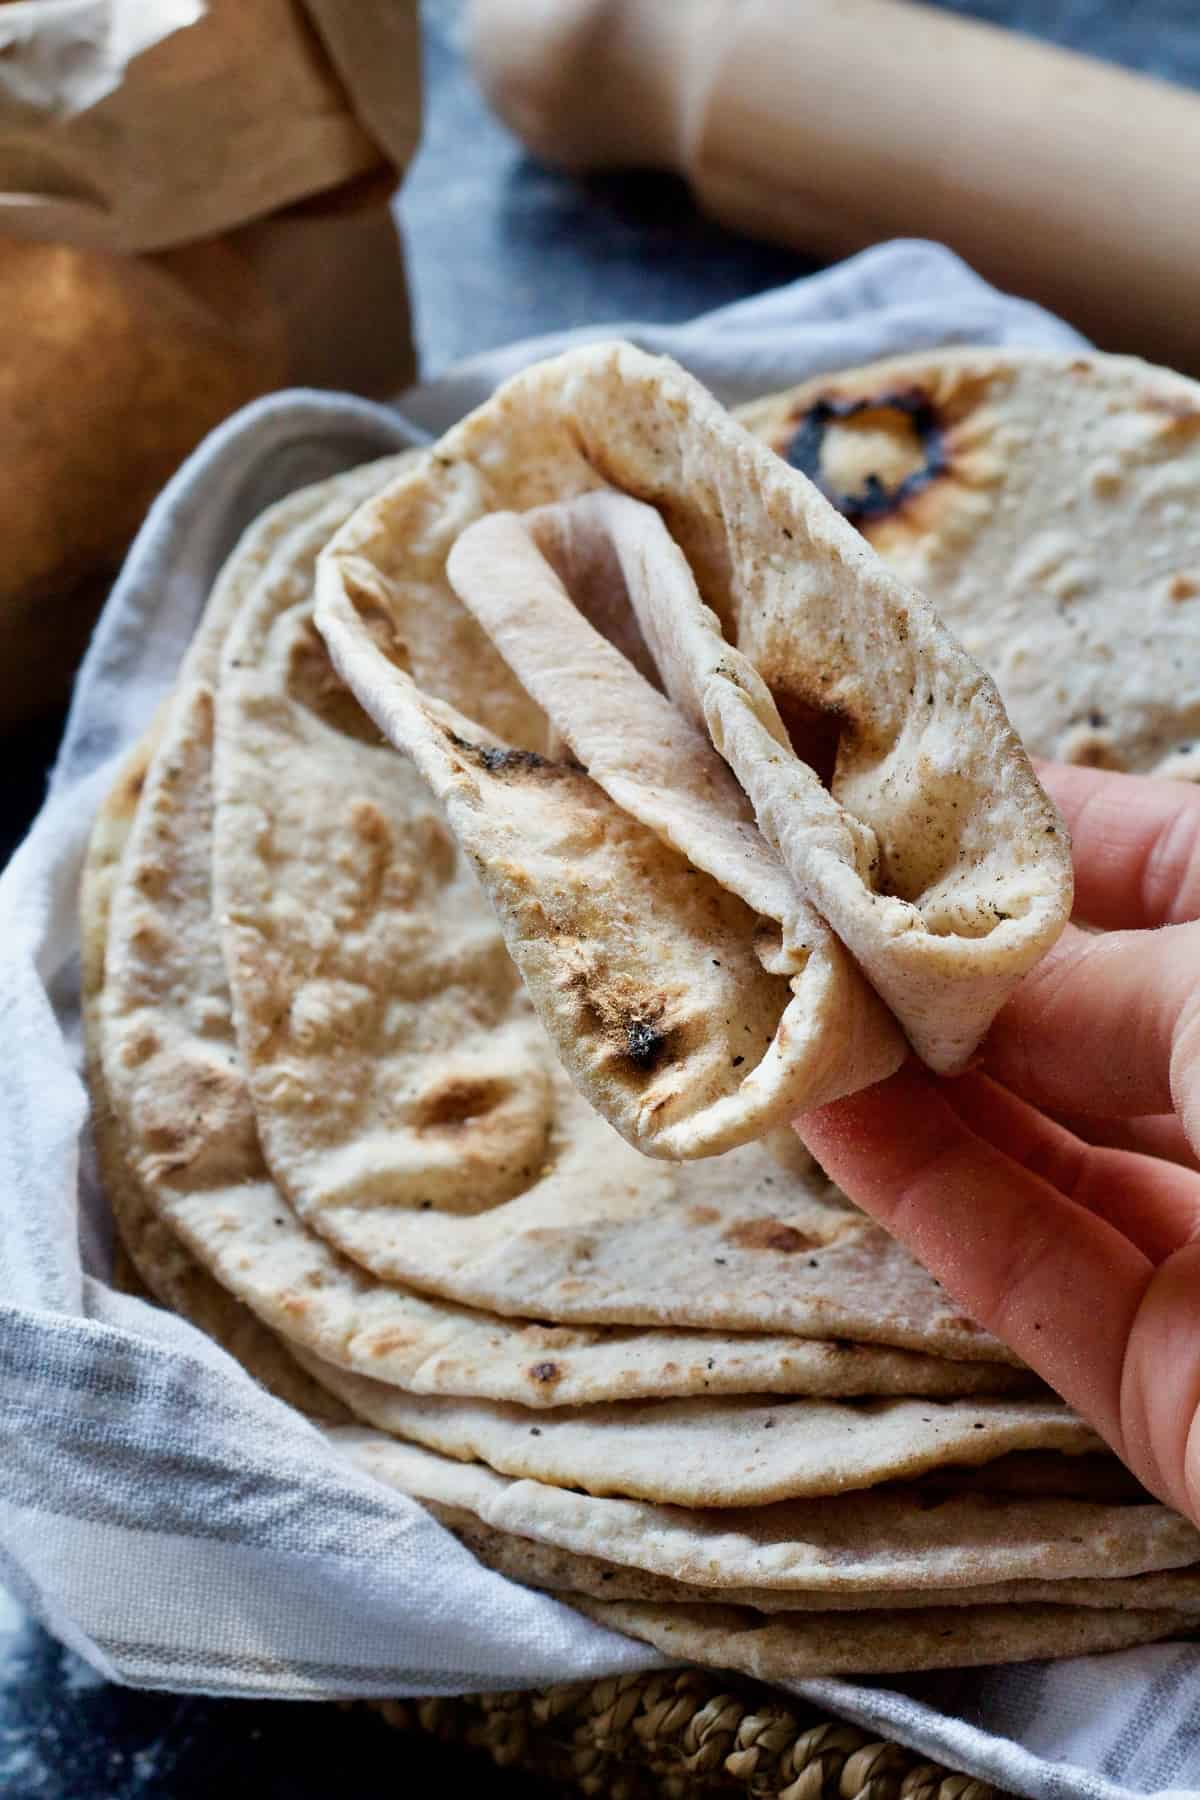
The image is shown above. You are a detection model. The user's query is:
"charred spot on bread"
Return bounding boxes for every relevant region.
[623,1017,670,1071]
[447,732,583,778]
[783,388,949,529]
[560,962,682,1082]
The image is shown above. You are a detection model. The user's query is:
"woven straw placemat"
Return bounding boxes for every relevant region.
[374,1668,1009,1799]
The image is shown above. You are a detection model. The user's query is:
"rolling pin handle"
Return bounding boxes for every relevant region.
[466,0,723,171]
[470,0,1200,372]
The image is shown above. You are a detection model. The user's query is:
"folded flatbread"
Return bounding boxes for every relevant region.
[318,343,1071,1159]
[88,462,1023,1410]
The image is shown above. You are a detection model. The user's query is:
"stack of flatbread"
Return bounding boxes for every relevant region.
[84,343,1200,1683]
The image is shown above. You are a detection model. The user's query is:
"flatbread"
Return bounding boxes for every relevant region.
[91,1161,1196,1647]
[446,491,1069,1087]
[738,347,1200,779]
[297,1364,1096,1506]
[90,464,1025,1416]
[76,357,1200,1684]
[568,1596,1191,1677]
[344,1431,1200,1592]
[323,503,897,1162]
[317,342,1069,1159]
[187,468,1022,1359]
[89,764,1019,1422]
[432,1510,1200,1614]
[80,724,352,1423]
[915,1452,1145,1503]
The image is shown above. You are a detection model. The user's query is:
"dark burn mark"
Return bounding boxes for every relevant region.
[783,387,948,529]
[726,1219,821,1254]
[565,968,681,1083]
[625,1018,668,1070]
[481,746,549,773]
[529,1361,561,1386]
[449,732,554,775]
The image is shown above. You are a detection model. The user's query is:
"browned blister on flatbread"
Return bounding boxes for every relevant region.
[318,343,1071,1159]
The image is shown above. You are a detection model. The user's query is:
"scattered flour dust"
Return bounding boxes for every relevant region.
[0,1581,123,1796]
[0,1586,22,1640]
[60,1654,107,1696]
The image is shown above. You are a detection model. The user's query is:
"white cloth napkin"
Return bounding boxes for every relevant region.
[4,238,1197,1800]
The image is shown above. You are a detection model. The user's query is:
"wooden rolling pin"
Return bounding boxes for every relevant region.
[469,0,1200,373]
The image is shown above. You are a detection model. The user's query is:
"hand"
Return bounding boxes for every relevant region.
[795,763,1200,1526]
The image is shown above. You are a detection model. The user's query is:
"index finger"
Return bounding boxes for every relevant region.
[796,1066,1200,1518]
[981,919,1200,1122]
[795,1064,1153,1456]
[1037,762,1200,930]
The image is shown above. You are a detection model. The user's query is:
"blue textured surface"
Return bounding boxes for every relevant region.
[399,0,1200,374]
[3,1,1200,1793]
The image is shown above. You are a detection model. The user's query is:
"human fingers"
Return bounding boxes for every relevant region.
[982,919,1200,1128]
[797,1066,1200,1515]
[1049,1108,1200,1175]
[795,1064,1153,1451]
[1119,1243,1200,1520]
[1035,762,1200,929]
[939,1073,1200,1265]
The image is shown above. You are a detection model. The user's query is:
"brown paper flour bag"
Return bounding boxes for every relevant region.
[0,0,419,725]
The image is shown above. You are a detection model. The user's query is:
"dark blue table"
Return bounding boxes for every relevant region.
[3,1,1198,1793]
